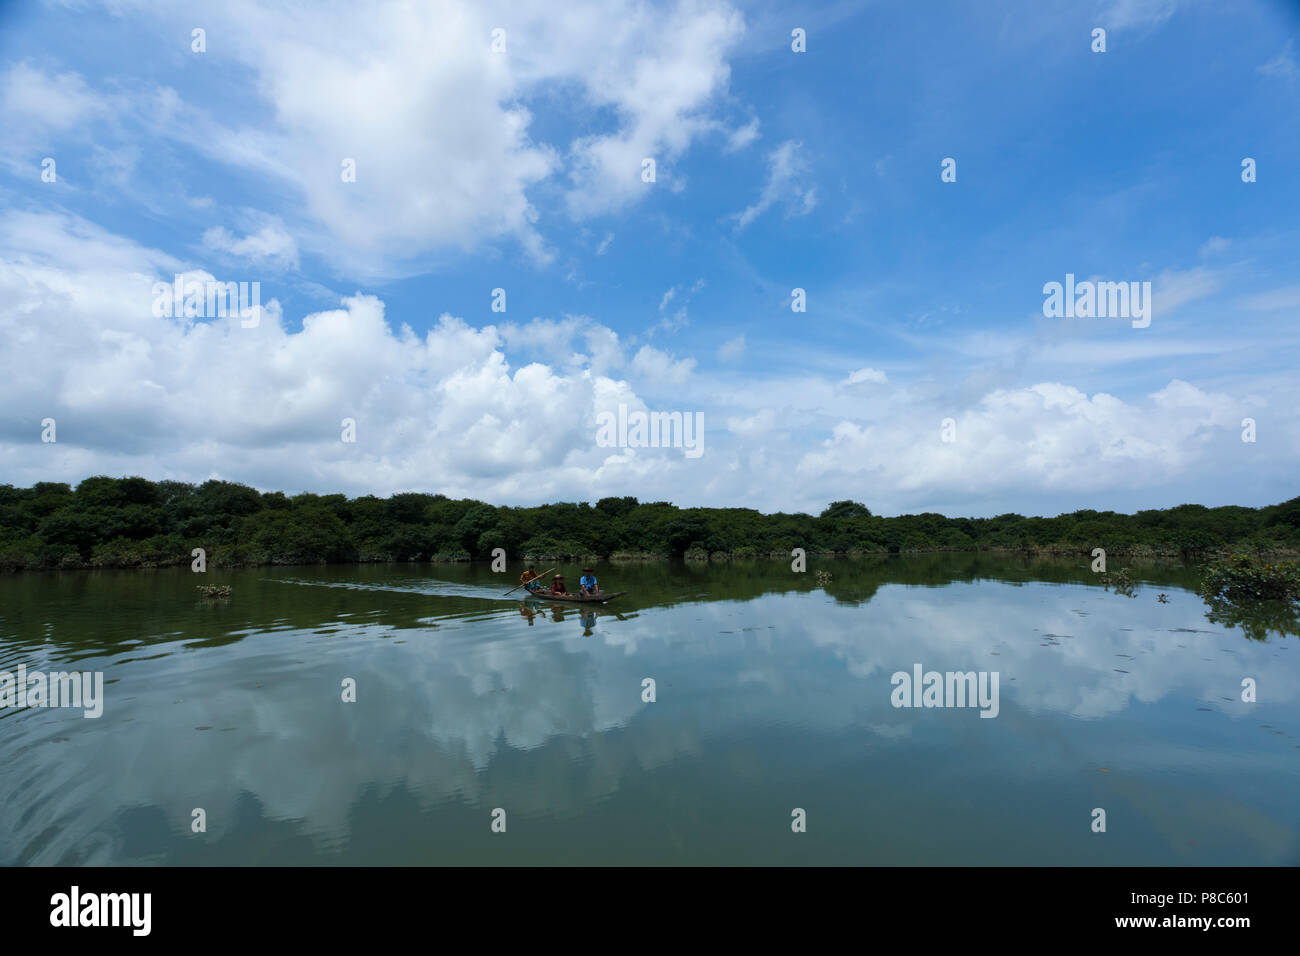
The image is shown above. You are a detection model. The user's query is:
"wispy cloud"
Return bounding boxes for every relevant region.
[1240,285,1300,312]
[731,140,817,231]
[1198,236,1231,257]
[203,220,300,270]
[718,335,746,362]
[1258,40,1298,81]
[1100,0,1181,30]
[648,279,705,338]
[1151,266,1224,315]
[724,117,760,152]
[843,367,888,386]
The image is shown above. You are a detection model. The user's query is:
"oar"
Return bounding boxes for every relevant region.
[503,567,556,597]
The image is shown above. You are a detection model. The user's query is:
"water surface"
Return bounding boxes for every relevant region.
[1,556,1296,865]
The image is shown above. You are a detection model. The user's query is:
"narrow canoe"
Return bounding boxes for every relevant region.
[523,590,626,604]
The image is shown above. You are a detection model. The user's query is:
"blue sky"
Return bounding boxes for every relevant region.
[0,0,1298,517]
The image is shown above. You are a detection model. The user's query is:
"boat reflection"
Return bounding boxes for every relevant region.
[519,597,626,635]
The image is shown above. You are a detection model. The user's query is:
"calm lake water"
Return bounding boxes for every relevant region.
[1,555,1297,865]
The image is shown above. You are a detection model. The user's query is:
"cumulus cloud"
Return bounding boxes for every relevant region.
[726,407,776,437]
[0,211,696,501]
[500,314,625,377]
[201,0,559,270]
[629,345,696,385]
[558,0,745,218]
[39,0,748,274]
[2,213,1293,515]
[797,381,1245,496]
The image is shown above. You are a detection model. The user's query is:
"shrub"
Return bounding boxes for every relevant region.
[1102,567,1137,597]
[1198,553,1300,604]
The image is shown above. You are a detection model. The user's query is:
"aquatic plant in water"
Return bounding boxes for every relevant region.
[1101,567,1136,597]
[1198,553,1300,604]
[1195,554,1300,640]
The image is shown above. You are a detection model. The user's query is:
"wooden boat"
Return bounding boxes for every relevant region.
[522,589,625,604]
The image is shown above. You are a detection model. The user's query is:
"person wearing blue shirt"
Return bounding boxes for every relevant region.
[579,568,599,595]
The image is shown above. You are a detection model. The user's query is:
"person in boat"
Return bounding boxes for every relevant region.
[519,565,541,592]
[550,573,568,596]
[579,567,599,596]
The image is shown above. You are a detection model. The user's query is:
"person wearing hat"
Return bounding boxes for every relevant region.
[550,573,569,596]
[579,567,599,596]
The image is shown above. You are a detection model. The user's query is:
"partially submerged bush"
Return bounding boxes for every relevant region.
[1101,567,1136,597]
[1198,553,1300,604]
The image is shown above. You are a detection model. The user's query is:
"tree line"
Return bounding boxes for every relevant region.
[0,476,1297,570]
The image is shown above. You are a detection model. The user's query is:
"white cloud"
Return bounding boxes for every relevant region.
[500,314,626,377]
[73,0,747,274]
[797,381,1244,496]
[0,62,117,171]
[725,117,760,152]
[717,335,746,362]
[1258,40,1298,81]
[731,140,817,231]
[1100,0,1180,30]
[212,0,558,270]
[203,221,300,270]
[3,214,1295,516]
[0,61,107,130]
[726,408,775,437]
[843,367,887,386]
[1240,285,1300,312]
[559,0,746,218]
[648,278,705,338]
[629,345,695,385]
[1151,266,1222,315]
[0,212,705,500]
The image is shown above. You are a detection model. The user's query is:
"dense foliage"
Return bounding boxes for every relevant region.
[0,477,1297,570]
[1195,553,1300,639]
[1197,553,1300,604]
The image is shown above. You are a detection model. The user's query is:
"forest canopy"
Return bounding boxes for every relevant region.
[1,477,1297,570]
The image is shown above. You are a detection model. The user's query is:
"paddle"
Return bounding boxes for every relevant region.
[503,567,556,597]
